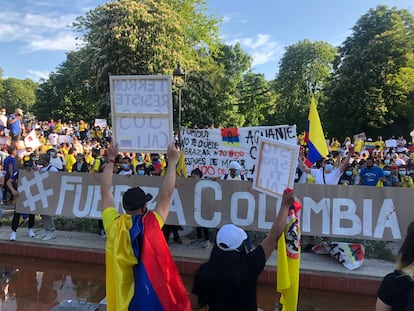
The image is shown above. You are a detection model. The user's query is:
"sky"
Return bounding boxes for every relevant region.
[0,0,412,82]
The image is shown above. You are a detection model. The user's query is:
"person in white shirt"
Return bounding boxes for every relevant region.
[48,129,59,148]
[221,161,246,181]
[0,108,7,136]
[48,148,66,171]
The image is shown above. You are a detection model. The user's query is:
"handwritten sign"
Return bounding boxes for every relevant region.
[180,125,297,178]
[253,137,299,198]
[109,75,173,153]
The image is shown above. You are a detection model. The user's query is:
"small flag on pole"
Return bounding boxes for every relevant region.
[304,97,328,167]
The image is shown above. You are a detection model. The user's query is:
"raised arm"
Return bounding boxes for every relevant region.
[154,142,181,222]
[260,189,295,260]
[99,142,118,211]
[339,145,354,173]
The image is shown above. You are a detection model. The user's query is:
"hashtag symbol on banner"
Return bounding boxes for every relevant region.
[18,171,53,212]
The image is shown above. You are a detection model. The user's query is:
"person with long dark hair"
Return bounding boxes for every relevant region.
[190,189,295,311]
[376,221,414,310]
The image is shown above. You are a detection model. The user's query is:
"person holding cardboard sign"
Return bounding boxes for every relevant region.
[190,189,295,311]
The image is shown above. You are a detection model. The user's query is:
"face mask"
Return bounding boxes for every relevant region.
[325,164,334,172]
[399,171,407,176]
[384,171,391,176]
[138,169,145,175]
[121,163,129,170]
[345,171,352,177]
[49,152,56,157]
[384,159,390,165]
[31,157,36,161]
[138,156,143,161]
[234,169,240,176]
[358,169,361,174]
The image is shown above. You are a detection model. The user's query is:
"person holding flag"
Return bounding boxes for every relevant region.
[190,189,295,311]
[99,141,191,311]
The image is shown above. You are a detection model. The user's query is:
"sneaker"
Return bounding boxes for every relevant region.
[99,229,106,239]
[42,232,56,241]
[28,229,35,238]
[202,240,210,249]
[36,231,48,239]
[9,231,16,241]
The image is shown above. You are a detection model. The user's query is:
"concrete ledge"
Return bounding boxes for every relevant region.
[0,227,392,296]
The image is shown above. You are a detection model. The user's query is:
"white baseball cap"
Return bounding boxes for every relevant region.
[229,161,242,170]
[216,224,247,251]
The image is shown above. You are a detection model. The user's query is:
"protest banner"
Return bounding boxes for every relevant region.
[253,137,299,198]
[109,75,173,153]
[24,130,42,150]
[16,170,410,241]
[94,119,107,128]
[180,125,297,178]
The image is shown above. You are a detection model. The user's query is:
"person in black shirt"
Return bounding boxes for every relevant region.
[376,220,414,310]
[191,189,295,311]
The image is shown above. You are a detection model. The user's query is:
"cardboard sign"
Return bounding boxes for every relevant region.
[94,119,107,128]
[253,137,299,198]
[109,75,173,153]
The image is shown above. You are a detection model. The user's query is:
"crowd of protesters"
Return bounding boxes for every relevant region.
[0,108,178,241]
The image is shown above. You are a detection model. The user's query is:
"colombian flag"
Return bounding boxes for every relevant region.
[105,210,191,311]
[304,97,328,167]
[221,128,241,146]
[277,201,301,311]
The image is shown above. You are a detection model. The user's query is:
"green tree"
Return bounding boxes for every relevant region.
[0,78,37,114]
[237,71,276,126]
[73,0,221,118]
[179,43,252,128]
[34,49,100,122]
[324,6,414,138]
[273,40,337,132]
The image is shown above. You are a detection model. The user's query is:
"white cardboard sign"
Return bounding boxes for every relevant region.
[253,137,299,198]
[109,75,173,153]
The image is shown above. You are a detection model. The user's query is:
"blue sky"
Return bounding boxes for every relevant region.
[0,0,412,82]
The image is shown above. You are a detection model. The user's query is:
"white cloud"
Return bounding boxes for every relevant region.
[27,69,51,81]
[0,9,81,53]
[228,33,284,67]
[26,33,81,52]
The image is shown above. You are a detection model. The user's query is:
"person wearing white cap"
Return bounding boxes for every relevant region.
[190,189,295,311]
[221,160,246,180]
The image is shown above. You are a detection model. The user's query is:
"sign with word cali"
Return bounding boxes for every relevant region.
[180,125,297,178]
[110,75,173,153]
[16,170,410,242]
[254,137,299,198]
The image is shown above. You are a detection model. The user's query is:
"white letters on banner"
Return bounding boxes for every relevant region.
[16,171,408,241]
[180,125,297,178]
[109,75,173,153]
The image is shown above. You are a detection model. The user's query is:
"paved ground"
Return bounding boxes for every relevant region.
[0,211,397,281]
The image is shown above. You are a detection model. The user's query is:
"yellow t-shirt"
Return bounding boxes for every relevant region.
[65,154,77,173]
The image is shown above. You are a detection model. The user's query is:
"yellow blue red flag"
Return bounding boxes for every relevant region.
[304,97,328,167]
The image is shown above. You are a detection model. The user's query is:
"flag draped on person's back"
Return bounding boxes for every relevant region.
[277,200,302,311]
[304,97,328,167]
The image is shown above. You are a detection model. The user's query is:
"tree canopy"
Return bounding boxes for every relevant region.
[323,5,414,138]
